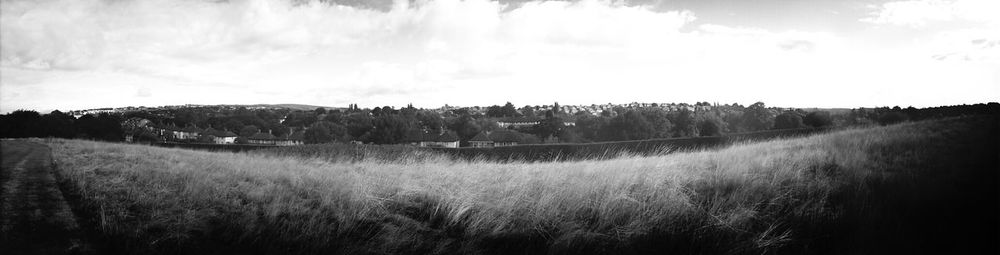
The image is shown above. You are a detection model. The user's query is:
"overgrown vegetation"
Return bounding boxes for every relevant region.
[252,143,446,163]
[45,116,998,254]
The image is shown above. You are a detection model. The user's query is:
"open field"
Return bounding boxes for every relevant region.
[37,116,999,254]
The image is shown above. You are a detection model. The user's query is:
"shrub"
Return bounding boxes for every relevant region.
[803,111,833,127]
[878,112,909,125]
[773,112,805,129]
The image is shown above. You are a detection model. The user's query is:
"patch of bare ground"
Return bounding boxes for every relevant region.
[1,140,94,254]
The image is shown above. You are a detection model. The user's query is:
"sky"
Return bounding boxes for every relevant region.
[1,0,998,113]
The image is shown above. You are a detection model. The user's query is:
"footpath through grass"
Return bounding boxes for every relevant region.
[45,116,998,254]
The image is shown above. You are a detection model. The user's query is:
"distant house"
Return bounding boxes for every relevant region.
[215,130,238,144]
[488,130,524,147]
[122,117,152,142]
[274,130,305,146]
[404,131,460,148]
[247,130,304,146]
[468,132,493,148]
[463,130,526,148]
[497,117,576,129]
[202,128,238,144]
[248,132,277,145]
[177,126,203,140]
[497,118,541,130]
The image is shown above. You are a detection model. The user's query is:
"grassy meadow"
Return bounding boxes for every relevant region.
[46,116,998,254]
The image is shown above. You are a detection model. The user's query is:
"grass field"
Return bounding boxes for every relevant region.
[44,116,998,254]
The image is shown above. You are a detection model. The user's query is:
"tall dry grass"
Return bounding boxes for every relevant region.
[45,116,998,254]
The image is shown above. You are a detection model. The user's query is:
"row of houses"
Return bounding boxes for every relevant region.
[400,129,540,148]
[403,131,461,148]
[468,130,525,148]
[246,131,305,146]
[126,118,533,148]
[124,118,305,146]
[496,119,576,130]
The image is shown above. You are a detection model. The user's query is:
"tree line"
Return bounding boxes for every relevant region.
[1,102,996,145]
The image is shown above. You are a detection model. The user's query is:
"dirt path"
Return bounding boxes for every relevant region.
[1,140,90,254]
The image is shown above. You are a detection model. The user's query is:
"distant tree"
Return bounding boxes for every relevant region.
[520,133,542,144]
[773,111,805,129]
[314,107,327,115]
[222,119,244,133]
[3,110,43,138]
[416,111,444,133]
[741,102,774,131]
[401,104,417,116]
[267,124,290,137]
[501,102,519,117]
[722,110,744,133]
[601,110,654,141]
[520,105,536,118]
[558,127,582,143]
[803,111,833,128]
[451,108,470,116]
[696,114,726,137]
[239,125,259,136]
[486,105,504,118]
[475,117,499,132]
[529,115,565,140]
[322,110,344,124]
[600,110,614,117]
[40,111,77,138]
[697,119,722,137]
[344,113,373,140]
[878,112,908,125]
[304,121,347,144]
[671,108,697,137]
[447,115,483,142]
[574,115,608,142]
[639,108,673,138]
[78,113,122,141]
[369,115,415,144]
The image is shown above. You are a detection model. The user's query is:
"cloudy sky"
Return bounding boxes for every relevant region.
[1,0,997,112]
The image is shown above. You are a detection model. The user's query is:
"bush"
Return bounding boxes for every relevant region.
[697,119,722,137]
[803,111,833,128]
[773,112,805,129]
[878,112,909,125]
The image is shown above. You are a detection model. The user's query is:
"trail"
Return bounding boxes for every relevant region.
[1,140,90,254]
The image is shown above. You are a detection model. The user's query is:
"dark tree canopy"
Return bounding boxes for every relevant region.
[697,114,725,137]
[773,112,805,129]
[741,102,774,131]
[803,111,833,128]
[304,121,347,144]
[344,113,374,140]
[670,109,696,137]
[602,110,655,141]
[239,125,260,136]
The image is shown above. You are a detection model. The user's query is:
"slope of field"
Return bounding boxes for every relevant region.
[43,116,998,254]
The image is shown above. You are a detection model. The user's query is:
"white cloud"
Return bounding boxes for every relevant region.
[862,0,1000,27]
[0,0,996,112]
[862,0,1000,65]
